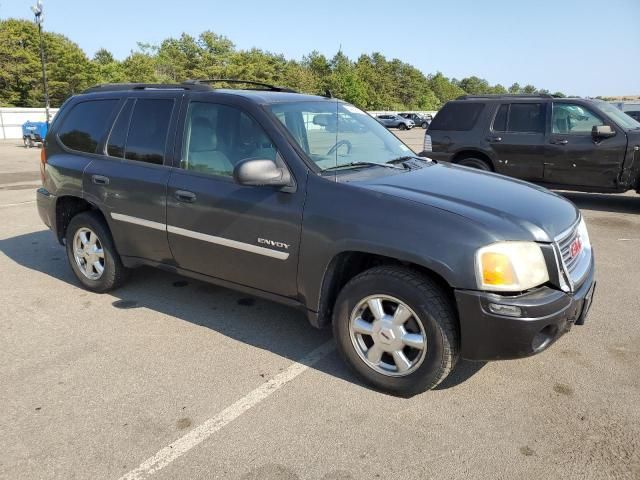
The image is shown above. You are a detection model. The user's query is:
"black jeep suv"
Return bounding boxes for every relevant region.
[37,81,595,395]
[422,94,640,194]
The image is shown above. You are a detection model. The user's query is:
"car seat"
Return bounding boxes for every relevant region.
[187,116,234,175]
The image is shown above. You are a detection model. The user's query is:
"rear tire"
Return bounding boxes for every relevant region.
[65,211,129,293]
[333,266,459,396]
[457,157,492,171]
[421,122,428,129]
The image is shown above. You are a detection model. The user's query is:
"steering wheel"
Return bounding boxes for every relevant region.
[326,139,352,156]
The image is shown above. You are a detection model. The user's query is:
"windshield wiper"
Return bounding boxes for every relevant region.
[323,161,405,172]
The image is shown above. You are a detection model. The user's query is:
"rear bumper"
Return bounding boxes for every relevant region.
[455,258,596,361]
[36,188,56,234]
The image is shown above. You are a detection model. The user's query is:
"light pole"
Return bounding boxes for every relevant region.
[31,0,50,126]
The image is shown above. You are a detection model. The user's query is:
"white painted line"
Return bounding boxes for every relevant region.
[0,200,36,208]
[118,340,335,480]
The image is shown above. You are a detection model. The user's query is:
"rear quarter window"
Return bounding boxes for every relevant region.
[429,102,484,131]
[57,99,119,153]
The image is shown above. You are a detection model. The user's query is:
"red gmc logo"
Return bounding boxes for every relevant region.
[570,237,583,259]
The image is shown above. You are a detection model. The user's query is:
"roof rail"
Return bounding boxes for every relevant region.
[456,93,555,100]
[183,79,298,93]
[83,83,213,93]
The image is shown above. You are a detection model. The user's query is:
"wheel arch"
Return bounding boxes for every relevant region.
[55,195,108,245]
[311,250,457,329]
[451,149,495,171]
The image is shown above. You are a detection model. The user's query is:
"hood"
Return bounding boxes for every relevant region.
[353,162,579,242]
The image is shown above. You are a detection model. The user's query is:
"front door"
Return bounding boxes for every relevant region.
[489,102,547,181]
[544,102,626,188]
[165,99,304,297]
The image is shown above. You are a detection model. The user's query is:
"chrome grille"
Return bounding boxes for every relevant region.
[558,227,580,274]
[554,220,591,292]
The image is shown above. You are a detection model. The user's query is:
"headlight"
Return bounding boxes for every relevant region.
[475,241,549,292]
[577,217,591,251]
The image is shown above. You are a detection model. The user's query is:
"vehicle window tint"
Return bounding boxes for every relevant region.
[181,102,277,177]
[507,103,544,133]
[57,99,118,153]
[125,99,174,165]
[552,103,604,134]
[106,99,134,158]
[492,104,508,132]
[429,102,484,131]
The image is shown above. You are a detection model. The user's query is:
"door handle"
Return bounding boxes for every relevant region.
[91,175,109,185]
[551,139,569,145]
[174,190,196,203]
[487,136,502,142]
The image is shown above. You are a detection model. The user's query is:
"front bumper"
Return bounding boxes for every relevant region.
[455,258,595,361]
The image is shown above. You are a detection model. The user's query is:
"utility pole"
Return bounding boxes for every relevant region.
[31,1,50,126]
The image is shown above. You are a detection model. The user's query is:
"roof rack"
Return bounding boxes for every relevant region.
[182,79,298,93]
[456,93,555,100]
[83,83,213,93]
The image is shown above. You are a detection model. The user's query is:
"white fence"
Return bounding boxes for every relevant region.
[0,108,59,140]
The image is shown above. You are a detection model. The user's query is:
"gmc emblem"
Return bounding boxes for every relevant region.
[570,237,582,259]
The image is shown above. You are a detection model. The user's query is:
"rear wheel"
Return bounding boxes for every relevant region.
[457,157,492,171]
[65,211,129,292]
[333,266,459,396]
[421,122,428,129]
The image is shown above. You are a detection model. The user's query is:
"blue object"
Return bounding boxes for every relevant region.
[22,120,48,146]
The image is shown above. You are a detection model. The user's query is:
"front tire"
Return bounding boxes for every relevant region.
[65,211,129,293]
[333,266,459,396]
[398,123,407,131]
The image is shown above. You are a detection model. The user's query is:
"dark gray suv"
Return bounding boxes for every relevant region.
[37,81,596,395]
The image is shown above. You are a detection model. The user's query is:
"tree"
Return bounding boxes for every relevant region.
[429,72,465,105]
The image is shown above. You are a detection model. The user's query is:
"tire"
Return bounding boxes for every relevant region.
[65,211,129,293]
[421,122,428,129]
[457,157,492,171]
[333,266,459,396]
[398,123,407,131]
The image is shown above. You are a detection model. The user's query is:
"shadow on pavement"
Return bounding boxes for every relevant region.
[559,191,640,215]
[0,229,483,394]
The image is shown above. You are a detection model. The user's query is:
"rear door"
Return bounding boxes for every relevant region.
[488,102,546,181]
[165,97,304,297]
[544,102,627,188]
[83,93,181,262]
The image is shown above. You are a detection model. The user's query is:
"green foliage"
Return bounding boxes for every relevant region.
[0,18,565,109]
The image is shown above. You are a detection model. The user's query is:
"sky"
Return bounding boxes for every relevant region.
[2,0,639,97]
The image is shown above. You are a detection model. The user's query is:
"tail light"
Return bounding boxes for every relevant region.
[40,147,47,183]
[423,134,432,152]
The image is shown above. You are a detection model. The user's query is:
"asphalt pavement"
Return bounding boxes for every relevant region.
[0,138,638,480]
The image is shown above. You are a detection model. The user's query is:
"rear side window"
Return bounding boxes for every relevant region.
[508,103,545,133]
[429,102,484,131]
[492,104,508,131]
[125,99,174,165]
[57,99,118,153]
[107,99,134,158]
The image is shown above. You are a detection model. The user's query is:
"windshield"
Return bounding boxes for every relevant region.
[597,102,640,130]
[269,101,414,171]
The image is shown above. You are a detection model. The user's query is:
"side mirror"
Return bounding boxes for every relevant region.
[233,158,290,187]
[592,125,615,139]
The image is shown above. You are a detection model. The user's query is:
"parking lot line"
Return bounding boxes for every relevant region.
[0,200,36,208]
[118,340,336,480]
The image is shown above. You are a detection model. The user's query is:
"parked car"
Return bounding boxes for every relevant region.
[625,111,640,122]
[422,94,640,194]
[21,120,48,148]
[37,81,595,396]
[376,114,414,130]
[399,112,431,129]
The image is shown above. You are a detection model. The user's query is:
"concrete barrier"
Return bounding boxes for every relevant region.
[0,108,59,140]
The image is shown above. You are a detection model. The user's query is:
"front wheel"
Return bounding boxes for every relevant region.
[333,266,459,396]
[65,211,129,292]
[398,123,407,131]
